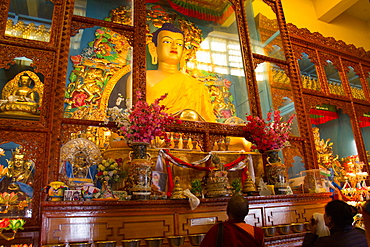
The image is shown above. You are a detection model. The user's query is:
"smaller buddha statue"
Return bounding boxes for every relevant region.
[100,181,115,199]
[205,155,230,198]
[3,146,34,200]
[72,151,89,179]
[0,71,43,116]
[170,176,186,199]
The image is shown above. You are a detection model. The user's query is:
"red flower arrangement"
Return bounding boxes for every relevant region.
[244,110,295,152]
[107,91,181,144]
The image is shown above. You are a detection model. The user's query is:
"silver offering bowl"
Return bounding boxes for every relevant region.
[277,224,291,235]
[262,226,277,237]
[187,234,206,246]
[291,223,305,233]
[167,236,185,247]
[122,239,141,247]
[144,238,164,247]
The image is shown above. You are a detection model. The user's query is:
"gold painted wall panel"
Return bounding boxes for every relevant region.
[264,203,326,226]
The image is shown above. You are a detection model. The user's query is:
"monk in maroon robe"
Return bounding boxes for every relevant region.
[200,195,264,247]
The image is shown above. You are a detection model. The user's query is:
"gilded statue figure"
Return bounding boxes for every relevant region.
[144,23,216,122]
[1,147,34,200]
[0,70,43,116]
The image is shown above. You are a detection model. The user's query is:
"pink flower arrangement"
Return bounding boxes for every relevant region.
[244,110,295,152]
[107,91,181,144]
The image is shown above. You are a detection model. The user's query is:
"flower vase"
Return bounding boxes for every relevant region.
[264,149,287,195]
[128,142,153,200]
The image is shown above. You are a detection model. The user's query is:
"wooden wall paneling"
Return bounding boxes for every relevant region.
[299,203,326,222]
[41,193,332,246]
[178,210,227,236]
[264,202,326,226]
[43,214,175,244]
[0,231,40,247]
[264,206,301,226]
[245,208,263,227]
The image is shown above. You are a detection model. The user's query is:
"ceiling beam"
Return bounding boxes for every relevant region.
[312,0,360,22]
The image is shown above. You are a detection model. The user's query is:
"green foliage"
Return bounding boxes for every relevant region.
[231,178,242,193]
[190,179,202,194]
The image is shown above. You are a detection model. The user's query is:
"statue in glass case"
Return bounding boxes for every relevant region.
[0,70,43,116]
[0,146,34,205]
[6,147,34,194]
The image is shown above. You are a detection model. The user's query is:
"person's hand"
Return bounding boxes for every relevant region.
[309,217,318,234]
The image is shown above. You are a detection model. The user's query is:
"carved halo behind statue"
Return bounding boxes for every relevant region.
[60,138,102,188]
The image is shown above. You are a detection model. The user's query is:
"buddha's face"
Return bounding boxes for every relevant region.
[156,30,184,65]
[20,76,31,86]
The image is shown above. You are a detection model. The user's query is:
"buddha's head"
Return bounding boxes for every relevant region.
[19,74,31,87]
[150,23,184,65]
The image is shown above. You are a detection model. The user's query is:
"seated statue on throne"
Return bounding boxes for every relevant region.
[0,71,43,116]
[0,146,34,200]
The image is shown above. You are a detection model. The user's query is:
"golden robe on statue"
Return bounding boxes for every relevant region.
[146,72,216,122]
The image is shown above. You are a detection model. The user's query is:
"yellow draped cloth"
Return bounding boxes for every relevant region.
[146,72,216,122]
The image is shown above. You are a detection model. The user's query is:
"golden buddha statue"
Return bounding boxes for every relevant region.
[145,23,216,122]
[0,71,43,116]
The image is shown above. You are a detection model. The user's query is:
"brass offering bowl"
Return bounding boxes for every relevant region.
[167,236,185,247]
[122,239,141,247]
[291,223,305,233]
[187,234,206,246]
[277,225,291,235]
[144,238,164,247]
[262,226,277,237]
[95,241,116,247]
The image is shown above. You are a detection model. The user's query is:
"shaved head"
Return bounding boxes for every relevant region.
[226,195,249,220]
